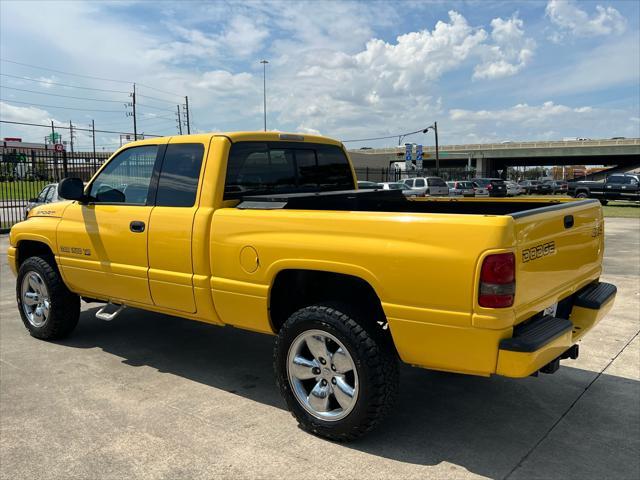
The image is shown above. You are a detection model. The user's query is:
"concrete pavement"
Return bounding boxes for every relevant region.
[1,217,638,480]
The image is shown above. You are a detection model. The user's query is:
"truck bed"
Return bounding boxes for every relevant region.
[238,189,597,216]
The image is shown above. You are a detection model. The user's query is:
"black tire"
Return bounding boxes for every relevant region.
[274,303,399,441]
[599,199,609,206]
[16,256,80,339]
[576,192,589,199]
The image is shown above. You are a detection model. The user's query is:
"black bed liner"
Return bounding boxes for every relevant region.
[236,189,598,216]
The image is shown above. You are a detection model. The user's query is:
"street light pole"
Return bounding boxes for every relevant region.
[423,122,440,175]
[260,59,269,131]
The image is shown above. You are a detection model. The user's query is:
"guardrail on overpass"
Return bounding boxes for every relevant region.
[348,138,640,155]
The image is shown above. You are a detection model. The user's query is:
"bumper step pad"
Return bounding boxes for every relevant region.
[574,282,617,310]
[500,315,572,353]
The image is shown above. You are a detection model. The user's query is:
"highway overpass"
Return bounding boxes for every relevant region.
[348,138,640,177]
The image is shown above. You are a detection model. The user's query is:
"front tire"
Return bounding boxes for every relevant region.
[576,192,589,199]
[274,304,399,441]
[16,256,80,339]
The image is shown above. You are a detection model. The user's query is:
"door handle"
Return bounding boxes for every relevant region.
[130,221,145,233]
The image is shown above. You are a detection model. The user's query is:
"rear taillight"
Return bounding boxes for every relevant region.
[479,253,515,308]
[487,184,493,191]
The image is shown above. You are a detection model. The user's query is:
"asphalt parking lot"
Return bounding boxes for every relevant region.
[1,217,639,480]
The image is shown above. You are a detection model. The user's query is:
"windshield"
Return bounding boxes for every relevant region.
[387,183,406,190]
[428,178,447,187]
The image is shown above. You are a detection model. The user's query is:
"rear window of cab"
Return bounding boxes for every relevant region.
[224,142,353,199]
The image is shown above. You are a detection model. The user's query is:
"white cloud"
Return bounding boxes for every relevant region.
[546,0,626,39]
[146,15,268,64]
[0,101,56,125]
[221,16,269,57]
[447,101,639,141]
[473,15,536,79]
[194,70,255,91]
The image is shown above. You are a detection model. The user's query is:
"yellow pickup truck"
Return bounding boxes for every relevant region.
[8,132,616,440]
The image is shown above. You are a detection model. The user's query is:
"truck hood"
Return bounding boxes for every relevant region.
[28,200,73,219]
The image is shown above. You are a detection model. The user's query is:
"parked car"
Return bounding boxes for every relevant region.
[518,180,539,194]
[545,180,568,195]
[505,181,524,196]
[518,180,551,194]
[472,178,507,197]
[447,180,475,197]
[357,181,379,190]
[568,173,639,205]
[403,176,449,196]
[23,183,59,219]
[9,131,616,441]
[377,182,416,197]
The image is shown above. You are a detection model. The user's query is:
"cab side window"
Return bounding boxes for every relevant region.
[37,186,50,202]
[89,145,158,204]
[155,143,204,207]
[45,186,56,202]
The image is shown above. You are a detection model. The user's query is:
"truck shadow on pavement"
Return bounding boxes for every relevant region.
[57,306,640,480]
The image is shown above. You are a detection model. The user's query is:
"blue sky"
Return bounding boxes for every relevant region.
[1,0,638,150]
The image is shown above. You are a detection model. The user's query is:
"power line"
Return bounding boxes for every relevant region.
[136,92,180,105]
[0,98,124,113]
[0,58,184,99]
[0,58,131,84]
[0,73,129,93]
[0,85,125,103]
[0,119,162,137]
[137,102,175,113]
[342,127,428,143]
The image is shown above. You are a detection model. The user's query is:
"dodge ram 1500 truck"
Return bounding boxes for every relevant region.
[8,132,616,441]
[568,173,640,205]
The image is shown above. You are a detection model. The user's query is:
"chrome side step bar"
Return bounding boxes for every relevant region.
[95,303,126,321]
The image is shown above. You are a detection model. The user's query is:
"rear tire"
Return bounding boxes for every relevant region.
[16,256,80,340]
[576,192,589,199]
[274,303,399,441]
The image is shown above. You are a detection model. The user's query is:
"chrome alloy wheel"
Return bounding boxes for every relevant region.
[287,329,359,421]
[20,271,50,328]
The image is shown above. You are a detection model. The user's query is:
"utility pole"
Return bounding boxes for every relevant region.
[176,104,183,135]
[69,120,75,154]
[132,83,138,139]
[260,59,268,131]
[91,119,97,170]
[433,121,439,175]
[183,96,191,134]
[50,121,55,146]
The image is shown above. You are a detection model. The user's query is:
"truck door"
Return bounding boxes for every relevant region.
[147,138,206,313]
[57,144,160,305]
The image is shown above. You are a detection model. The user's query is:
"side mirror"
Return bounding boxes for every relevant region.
[58,177,85,201]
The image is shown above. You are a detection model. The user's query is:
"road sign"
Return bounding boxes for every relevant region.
[54,143,64,152]
[416,144,423,170]
[47,132,61,144]
[405,143,412,172]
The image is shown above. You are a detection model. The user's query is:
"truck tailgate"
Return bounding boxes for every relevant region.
[512,199,603,322]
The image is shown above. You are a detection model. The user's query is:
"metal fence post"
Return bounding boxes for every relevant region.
[62,150,68,178]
